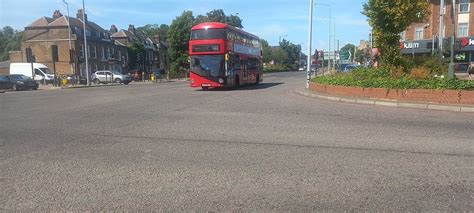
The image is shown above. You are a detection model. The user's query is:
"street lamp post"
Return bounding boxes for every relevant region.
[63,0,74,76]
[306,0,314,88]
[448,0,455,80]
[82,0,90,86]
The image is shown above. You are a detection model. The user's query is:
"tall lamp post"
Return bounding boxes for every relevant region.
[306,0,314,88]
[63,0,74,76]
[448,0,455,80]
[315,3,332,71]
[82,0,90,86]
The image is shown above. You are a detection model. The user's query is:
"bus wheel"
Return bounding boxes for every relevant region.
[256,74,260,85]
[202,86,209,90]
[235,76,240,87]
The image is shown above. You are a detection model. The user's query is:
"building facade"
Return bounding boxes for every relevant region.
[14,10,128,77]
[400,0,474,63]
[111,25,166,74]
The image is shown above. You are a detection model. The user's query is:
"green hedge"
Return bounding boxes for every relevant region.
[312,67,474,90]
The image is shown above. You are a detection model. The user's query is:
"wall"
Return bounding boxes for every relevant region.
[309,83,474,105]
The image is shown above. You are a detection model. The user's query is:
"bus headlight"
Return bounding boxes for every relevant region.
[218,78,224,84]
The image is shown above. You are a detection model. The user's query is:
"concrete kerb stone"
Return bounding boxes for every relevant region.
[374,101,399,108]
[427,105,461,112]
[461,107,474,112]
[356,99,375,105]
[294,89,474,113]
[398,102,428,110]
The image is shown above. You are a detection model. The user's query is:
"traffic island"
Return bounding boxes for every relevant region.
[295,83,474,113]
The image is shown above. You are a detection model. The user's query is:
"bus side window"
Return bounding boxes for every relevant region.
[232,55,241,70]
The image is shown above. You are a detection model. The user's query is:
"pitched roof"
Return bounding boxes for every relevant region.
[27,17,54,27]
[114,40,127,47]
[26,15,105,33]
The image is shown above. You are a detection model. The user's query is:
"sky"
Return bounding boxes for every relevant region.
[0,0,370,54]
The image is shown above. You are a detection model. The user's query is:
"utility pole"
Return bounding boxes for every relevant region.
[439,0,445,58]
[328,7,331,72]
[307,0,314,89]
[82,0,90,86]
[63,0,74,76]
[333,21,336,68]
[448,0,455,79]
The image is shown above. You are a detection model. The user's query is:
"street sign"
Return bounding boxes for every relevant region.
[340,53,350,60]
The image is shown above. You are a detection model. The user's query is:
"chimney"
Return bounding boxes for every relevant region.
[128,24,135,34]
[110,25,118,34]
[154,34,160,43]
[52,10,63,20]
[76,9,87,22]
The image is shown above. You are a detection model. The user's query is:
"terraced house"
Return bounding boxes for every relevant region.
[111,24,167,74]
[13,10,129,77]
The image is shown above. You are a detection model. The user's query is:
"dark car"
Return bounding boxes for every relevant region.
[0,74,39,91]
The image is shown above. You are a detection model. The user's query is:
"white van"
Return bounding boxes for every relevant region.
[9,63,55,82]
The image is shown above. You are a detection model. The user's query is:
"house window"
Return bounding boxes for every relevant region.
[100,47,105,60]
[105,47,110,59]
[111,47,115,56]
[118,50,122,61]
[399,31,406,41]
[458,23,469,37]
[80,44,84,58]
[415,27,423,40]
[460,0,470,13]
[91,46,97,58]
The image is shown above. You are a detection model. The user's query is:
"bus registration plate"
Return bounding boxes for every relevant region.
[202,84,211,87]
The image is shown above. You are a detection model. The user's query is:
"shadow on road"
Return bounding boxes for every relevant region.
[196,82,284,92]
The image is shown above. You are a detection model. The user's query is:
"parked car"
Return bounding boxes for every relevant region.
[343,65,359,73]
[92,71,132,85]
[0,74,39,91]
[10,63,55,83]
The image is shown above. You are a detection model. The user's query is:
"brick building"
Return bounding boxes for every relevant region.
[400,0,474,63]
[111,24,167,74]
[14,10,128,77]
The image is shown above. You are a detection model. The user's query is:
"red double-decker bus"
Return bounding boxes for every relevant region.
[189,22,263,90]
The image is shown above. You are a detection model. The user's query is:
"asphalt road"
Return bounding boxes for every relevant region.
[1,72,473,211]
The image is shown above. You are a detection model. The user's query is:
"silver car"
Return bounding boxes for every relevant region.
[92,71,131,85]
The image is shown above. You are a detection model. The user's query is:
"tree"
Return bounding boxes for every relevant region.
[271,47,289,65]
[0,26,23,61]
[226,15,243,28]
[196,9,243,28]
[279,39,301,68]
[260,39,272,63]
[137,24,170,42]
[195,15,209,25]
[168,11,195,75]
[340,43,356,61]
[127,41,146,70]
[206,9,226,23]
[363,0,430,67]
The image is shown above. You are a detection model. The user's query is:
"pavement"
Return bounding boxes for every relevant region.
[0,71,473,211]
